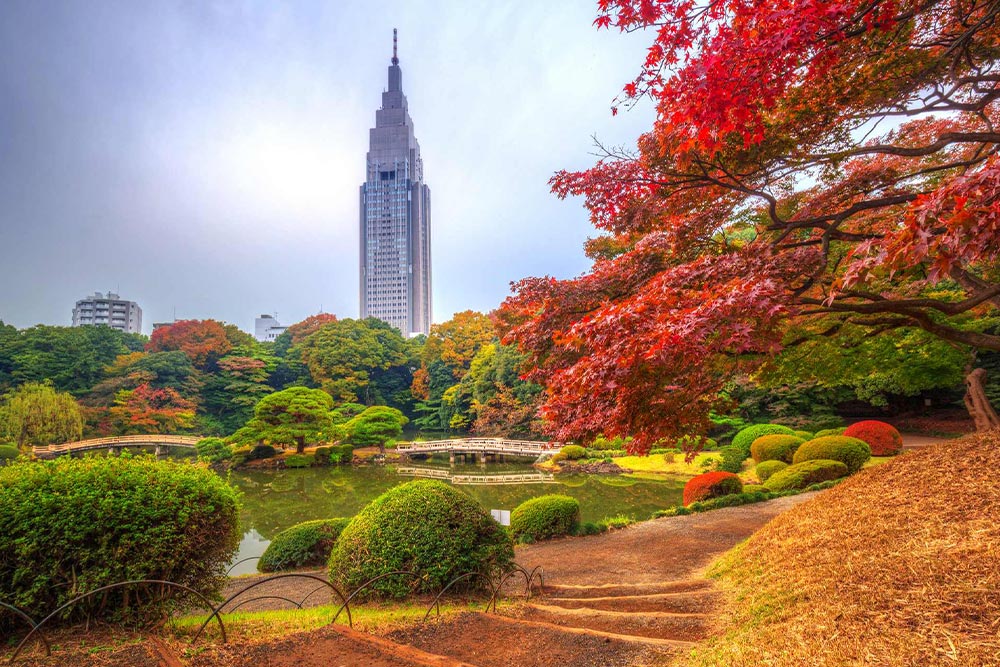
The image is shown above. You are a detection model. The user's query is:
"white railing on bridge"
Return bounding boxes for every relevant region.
[396,466,555,485]
[34,435,203,456]
[396,438,558,456]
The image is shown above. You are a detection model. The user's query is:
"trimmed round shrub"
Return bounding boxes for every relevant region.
[196,437,232,463]
[843,420,903,456]
[731,424,796,456]
[510,495,581,542]
[743,484,768,494]
[250,444,277,459]
[764,459,849,491]
[683,471,743,505]
[814,427,846,438]
[750,434,805,463]
[285,454,314,468]
[560,445,587,460]
[259,518,350,572]
[0,455,240,624]
[755,460,788,482]
[328,480,513,599]
[0,444,20,462]
[793,436,871,474]
[314,446,332,462]
[793,430,814,440]
[335,444,354,464]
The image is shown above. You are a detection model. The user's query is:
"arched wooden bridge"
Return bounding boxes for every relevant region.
[33,435,203,458]
[396,438,558,463]
[396,465,555,485]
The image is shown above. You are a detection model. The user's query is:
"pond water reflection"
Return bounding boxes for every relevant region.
[225,459,685,575]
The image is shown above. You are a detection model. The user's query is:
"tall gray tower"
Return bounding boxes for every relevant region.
[359,29,432,336]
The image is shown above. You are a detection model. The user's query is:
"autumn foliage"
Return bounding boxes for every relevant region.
[843,420,903,456]
[683,471,743,506]
[498,1,1000,452]
[147,320,232,369]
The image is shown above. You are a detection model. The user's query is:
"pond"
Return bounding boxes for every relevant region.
[225,458,685,575]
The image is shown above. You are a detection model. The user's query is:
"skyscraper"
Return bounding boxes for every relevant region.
[359,29,432,336]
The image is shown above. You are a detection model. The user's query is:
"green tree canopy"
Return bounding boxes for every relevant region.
[294,318,409,404]
[246,387,334,454]
[343,405,408,455]
[0,382,84,451]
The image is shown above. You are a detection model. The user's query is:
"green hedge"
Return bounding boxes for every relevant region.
[750,434,805,463]
[717,445,746,473]
[0,455,240,625]
[814,427,846,438]
[792,436,871,473]
[654,479,843,518]
[332,444,354,464]
[510,495,581,542]
[560,445,587,460]
[285,454,315,468]
[328,480,513,599]
[793,430,814,440]
[731,424,796,456]
[0,444,20,462]
[259,518,350,572]
[196,437,232,463]
[755,460,788,482]
[764,459,849,491]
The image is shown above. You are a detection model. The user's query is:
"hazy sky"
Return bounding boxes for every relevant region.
[0,1,654,334]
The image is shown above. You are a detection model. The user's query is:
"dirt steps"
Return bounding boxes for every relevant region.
[540,579,714,599]
[517,602,712,641]
[388,611,681,667]
[543,589,719,613]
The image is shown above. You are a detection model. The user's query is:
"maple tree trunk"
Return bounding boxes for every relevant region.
[964,368,1000,432]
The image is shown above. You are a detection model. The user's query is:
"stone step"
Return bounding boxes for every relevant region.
[540,579,713,599]
[517,603,712,642]
[387,610,687,667]
[541,589,719,614]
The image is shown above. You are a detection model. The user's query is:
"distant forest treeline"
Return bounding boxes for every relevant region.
[0,311,544,440]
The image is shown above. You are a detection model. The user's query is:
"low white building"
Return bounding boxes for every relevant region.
[254,314,287,342]
[72,292,142,334]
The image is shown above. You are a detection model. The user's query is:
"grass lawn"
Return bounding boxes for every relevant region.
[613,452,720,476]
[168,599,495,643]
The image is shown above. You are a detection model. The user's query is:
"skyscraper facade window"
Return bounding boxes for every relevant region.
[359,30,432,336]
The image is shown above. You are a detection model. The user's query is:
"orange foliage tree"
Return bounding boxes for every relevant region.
[147,320,232,369]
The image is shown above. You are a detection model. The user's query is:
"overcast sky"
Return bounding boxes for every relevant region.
[0,1,654,334]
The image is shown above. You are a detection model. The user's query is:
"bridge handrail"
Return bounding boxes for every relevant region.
[34,435,204,453]
[396,438,558,453]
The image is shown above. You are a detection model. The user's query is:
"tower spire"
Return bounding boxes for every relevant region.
[392,28,398,65]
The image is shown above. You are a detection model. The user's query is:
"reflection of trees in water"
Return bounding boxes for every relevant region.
[225,465,685,541]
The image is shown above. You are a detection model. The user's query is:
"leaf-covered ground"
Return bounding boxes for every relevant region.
[685,432,1000,666]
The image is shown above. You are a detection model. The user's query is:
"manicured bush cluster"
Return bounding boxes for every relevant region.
[0,455,240,624]
[314,446,332,461]
[250,444,277,459]
[683,471,743,505]
[589,435,632,450]
[586,448,627,458]
[755,460,788,482]
[655,479,844,517]
[793,430,814,440]
[285,453,315,468]
[331,444,354,464]
[0,444,20,462]
[196,437,232,463]
[764,459,849,491]
[793,436,871,473]
[259,518,350,572]
[843,420,903,456]
[731,424,796,456]
[750,434,805,463]
[328,480,513,599]
[510,495,581,541]
[560,445,587,460]
[716,445,746,473]
[814,427,846,438]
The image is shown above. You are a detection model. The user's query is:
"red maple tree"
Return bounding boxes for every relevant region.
[498,0,1000,451]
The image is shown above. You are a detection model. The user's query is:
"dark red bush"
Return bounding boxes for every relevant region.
[683,471,743,506]
[843,420,903,456]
